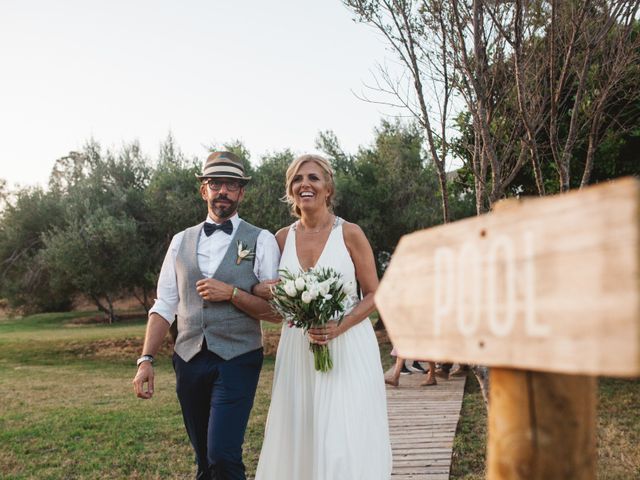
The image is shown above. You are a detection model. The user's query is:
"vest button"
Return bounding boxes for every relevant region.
[203,303,208,309]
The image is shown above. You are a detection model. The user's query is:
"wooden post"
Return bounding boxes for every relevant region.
[485,199,598,479]
[375,178,640,479]
[488,369,596,479]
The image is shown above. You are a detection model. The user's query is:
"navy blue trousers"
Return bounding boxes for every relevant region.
[173,346,263,480]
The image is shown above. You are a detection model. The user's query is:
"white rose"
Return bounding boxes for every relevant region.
[295,277,306,291]
[284,281,298,297]
[301,291,313,303]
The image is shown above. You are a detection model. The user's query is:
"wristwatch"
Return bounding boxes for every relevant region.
[136,354,154,367]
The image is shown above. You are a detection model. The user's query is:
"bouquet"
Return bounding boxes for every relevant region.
[270,267,351,372]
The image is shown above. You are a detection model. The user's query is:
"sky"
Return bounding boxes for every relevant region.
[0,0,407,189]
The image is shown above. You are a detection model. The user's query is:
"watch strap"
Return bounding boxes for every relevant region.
[136,354,154,367]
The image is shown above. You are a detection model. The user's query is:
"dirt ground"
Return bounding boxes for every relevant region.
[4,294,389,359]
[72,294,144,312]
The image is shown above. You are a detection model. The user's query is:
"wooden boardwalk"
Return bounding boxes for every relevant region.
[386,369,466,479]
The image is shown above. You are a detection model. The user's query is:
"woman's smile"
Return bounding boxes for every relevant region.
[291,161,330,209]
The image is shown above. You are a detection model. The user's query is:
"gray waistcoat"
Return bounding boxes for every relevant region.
[174,220,262,361]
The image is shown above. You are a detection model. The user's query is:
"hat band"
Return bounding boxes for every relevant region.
[202,162,245,178]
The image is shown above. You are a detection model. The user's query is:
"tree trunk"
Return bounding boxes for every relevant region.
[513,0,545,196]
[471,364,490,407]
[397,4,451,224]
[580,120,600,189]
[105,294,117,324]
[558,161,571,193]
[134,287,152,313]
[435,164,451,224]
[472,129,487,215]
[90,293,110,321]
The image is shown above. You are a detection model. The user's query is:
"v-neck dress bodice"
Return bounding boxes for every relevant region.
[288,218,359,309]
[255,218,392,480]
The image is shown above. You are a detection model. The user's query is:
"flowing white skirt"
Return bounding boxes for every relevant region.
[255,319,392,480]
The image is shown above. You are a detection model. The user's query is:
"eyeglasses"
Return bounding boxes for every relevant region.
[204,179,243,192]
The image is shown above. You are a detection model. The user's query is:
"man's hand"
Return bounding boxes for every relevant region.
[196,278,234,302]
[132,362,155,399]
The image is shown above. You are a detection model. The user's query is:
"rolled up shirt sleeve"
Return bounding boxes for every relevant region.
[254,230,281,282]
[148,232,184,324]
[150,228,278,322]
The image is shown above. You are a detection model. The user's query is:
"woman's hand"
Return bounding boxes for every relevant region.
[252,279,280,300]
[308,320,342,345]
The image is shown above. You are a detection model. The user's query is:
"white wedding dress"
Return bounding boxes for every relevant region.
[255,218,392,480]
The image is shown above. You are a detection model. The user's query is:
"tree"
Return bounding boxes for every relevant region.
[345,0,640,208]
[0,178,7,211]
[0,186,73,312]
[319,121,443,274]
[345,0,640,405]
[42,141,154,320]
[482,0,640,191]
[142,136,203,308]
[344,0,456,222]
[241,150,295,234]
[0,128,470,319]
[42,209,144,323]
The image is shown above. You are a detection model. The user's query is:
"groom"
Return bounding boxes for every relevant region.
[132,151,280,480]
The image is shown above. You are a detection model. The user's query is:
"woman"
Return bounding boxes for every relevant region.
[254,154,392,480]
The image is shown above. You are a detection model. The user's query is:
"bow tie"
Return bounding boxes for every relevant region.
[204,220,233,236]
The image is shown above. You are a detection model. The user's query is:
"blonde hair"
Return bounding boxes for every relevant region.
[284,154,335,218]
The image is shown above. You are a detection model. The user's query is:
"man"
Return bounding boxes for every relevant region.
[132,151,280,480]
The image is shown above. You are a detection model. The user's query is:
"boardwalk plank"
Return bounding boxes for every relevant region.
[387,367,466,479]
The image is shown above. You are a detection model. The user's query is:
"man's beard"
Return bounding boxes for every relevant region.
[209,195,238,219]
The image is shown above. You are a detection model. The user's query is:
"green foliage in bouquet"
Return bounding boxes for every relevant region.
[270,267,351,371]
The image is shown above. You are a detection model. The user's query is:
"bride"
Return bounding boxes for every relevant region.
[254,154,392,480]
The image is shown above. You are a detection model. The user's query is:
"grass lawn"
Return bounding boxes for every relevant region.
[1,312,638,479]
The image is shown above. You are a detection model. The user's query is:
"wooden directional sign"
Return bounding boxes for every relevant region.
[376,177,640,377]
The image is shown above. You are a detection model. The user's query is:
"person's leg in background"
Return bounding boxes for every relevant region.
[420,361,438,386]
[385,354,406,387]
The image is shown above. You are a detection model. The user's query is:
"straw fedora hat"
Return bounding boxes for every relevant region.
[196,151,251,181]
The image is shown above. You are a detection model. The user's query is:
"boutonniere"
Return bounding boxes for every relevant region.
[236,240,255,265]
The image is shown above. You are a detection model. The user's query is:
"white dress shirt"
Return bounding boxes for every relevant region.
[149,214,281,324]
